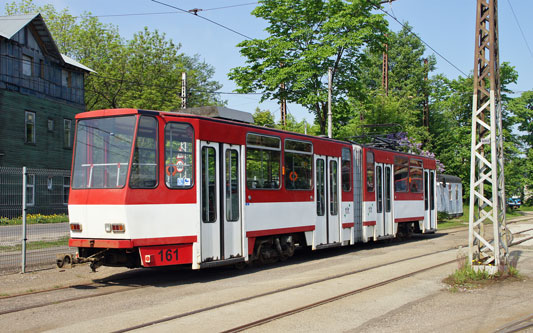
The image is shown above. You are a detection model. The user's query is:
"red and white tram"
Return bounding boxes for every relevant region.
[67,107,437,270]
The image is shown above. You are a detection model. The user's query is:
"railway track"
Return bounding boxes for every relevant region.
[0,243,456,317]
[495,313,533,333]
[112,228,533,332]
[1,217,531,330]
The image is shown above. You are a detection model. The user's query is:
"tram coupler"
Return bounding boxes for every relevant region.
[56,249,107,270]
[56,253,76,268]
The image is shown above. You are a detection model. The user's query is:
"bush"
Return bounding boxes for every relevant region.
[0,214,68,225]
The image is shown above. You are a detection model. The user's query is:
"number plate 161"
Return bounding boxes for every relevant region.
[140,244,193,267]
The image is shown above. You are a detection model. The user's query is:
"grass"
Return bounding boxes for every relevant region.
[437,205,532,230]
[0,214,68,225]
[0,236,69,252]
[444,258,522,292]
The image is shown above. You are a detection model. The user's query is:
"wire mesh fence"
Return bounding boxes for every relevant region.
[0,166,71,275]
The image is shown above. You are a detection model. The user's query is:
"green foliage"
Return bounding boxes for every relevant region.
[4,0,224,111]
[253,108,276,128]
[445,258,522,292]
[229,0,388,135]
[0,236,69,252]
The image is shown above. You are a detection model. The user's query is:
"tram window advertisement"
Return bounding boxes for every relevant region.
[164,122,194,189]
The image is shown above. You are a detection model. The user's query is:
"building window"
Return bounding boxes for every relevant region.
[63,177,70,205]
[22,55,33,76]
[61,69,71,88]
[26,174,35,206]
[64,119,72,148]
[47,119,54,132]
[39,59,44,79]
[25,111,35,144]
[246,133,281,190]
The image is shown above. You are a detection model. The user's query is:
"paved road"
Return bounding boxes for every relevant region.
[0,222,69,246]
[0,246,72,274]
[0,223,70,274]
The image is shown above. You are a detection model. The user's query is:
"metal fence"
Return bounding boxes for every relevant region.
[0,166,71,274]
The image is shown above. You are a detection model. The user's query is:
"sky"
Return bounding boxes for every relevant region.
[2,0,532,123]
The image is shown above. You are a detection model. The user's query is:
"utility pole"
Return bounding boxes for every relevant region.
[280,83,287,128]
[280,62,287,128]
[181,72,187,109]
[382,42,389,96]
[328,67,333,139]
[423,58,429,129]
[468,0,508,271]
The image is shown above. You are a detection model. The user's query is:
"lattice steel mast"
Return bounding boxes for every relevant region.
[468,0,508,268]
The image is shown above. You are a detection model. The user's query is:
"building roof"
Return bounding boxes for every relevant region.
[0,13,94,73]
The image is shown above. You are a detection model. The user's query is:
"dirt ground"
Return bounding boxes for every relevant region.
[1,215,532,332]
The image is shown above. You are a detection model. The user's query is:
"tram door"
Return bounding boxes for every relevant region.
[221,144,242,259]
[200,142,220,261]
[314,155,327,246]
[200,141,243,262]
[423,170,437,231]
[314,155,340,245]
[375,163,393,237]
[327,157,340,243]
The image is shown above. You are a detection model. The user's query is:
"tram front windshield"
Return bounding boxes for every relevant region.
[72,116,136,189]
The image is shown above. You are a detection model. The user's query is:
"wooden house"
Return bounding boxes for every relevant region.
[0,13,93,170]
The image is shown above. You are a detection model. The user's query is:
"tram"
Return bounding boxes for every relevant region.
[67,106,437,270]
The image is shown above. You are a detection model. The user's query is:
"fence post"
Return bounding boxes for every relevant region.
[21,166,27,273]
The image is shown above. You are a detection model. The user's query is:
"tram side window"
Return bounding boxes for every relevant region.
[164,122,194,189]
[409,159,423,193]
[284,139,312,190]
[341,148,351,192]
[130,116,158,188]
[394,156,409,192]
[366,151,374,192]
[246,133,281,189]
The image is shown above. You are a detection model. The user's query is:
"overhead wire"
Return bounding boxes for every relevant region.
[0,2,258,19]
[505,0,533,60]
[377,5,469,77]
[150,0,254,40]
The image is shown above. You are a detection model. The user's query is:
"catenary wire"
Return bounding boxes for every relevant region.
[377,6,469,77]
[505,0,533,60]
[151,0,254,40]
[0,2,258,19]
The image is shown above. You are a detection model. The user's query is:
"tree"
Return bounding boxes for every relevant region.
[429,63,519,199]
[252,108,276,128]
[229,0,388,135]
[4,0,224,110]
[345,24,436,144]
[507,90,533,200]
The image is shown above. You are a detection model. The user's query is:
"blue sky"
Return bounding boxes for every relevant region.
[2,0,532,123]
